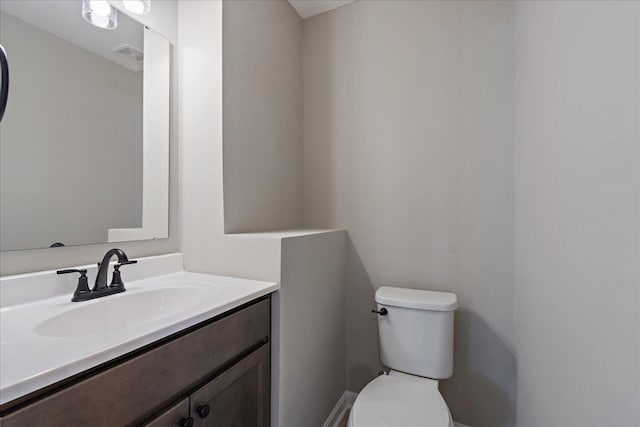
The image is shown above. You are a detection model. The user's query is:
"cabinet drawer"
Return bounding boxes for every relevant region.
[1,298,270,427]
[191,343,270,427]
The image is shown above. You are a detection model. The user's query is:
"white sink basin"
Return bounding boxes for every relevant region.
[34,287,208,338]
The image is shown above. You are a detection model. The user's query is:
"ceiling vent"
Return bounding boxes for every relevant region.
[111,44,144,63]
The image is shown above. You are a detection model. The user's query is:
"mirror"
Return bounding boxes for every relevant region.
[0,0,170,252]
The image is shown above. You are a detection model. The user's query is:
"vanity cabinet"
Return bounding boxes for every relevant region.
[145,344,270,427]
[146,398,191,427]
[0,296,271,427]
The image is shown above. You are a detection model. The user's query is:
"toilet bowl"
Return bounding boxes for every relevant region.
[348,371,452,427]
[348,286,457,427]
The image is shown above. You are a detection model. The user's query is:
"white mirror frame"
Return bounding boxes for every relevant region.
[108,27,169,242]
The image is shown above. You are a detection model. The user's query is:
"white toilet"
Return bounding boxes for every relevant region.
[348,286,458,427]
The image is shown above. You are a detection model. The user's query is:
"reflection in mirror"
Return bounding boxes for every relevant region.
[0,0,169,252]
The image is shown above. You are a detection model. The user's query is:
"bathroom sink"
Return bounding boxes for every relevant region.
[35,286,208,338]
[1,269,278,406]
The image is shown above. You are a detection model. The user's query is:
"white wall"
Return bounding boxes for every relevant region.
[0,1,179,276]
[179,0,282,282]
[222,0,303,233]
[179,5,346,427]
[514,2,640,425]
[0,11,142,251]
[276,231,346,427]
[302,1,516,425]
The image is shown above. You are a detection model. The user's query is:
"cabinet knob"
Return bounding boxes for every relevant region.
[196,404,211,419]
[179,416,194,427]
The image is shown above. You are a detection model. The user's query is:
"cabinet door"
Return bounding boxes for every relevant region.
[191,343,270,427]
[145,398,191,427]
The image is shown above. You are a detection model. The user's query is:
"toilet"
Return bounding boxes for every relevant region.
[348,286,458,427]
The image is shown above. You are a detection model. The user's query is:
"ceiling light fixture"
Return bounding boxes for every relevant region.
[122,0,151,15]
[82,0,118,30]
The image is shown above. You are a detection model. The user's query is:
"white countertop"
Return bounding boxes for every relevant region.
[0,268,278,405]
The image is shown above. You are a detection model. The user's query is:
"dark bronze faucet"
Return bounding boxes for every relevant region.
[57,248,137,302]
[94,248,136,291]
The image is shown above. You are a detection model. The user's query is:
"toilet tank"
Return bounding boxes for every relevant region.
[375,286,457,379]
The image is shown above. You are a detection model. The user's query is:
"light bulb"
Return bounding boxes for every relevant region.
[89,0,111,17]
[90,14,110,28]
[123,0,151,15]
[82,0,118,29]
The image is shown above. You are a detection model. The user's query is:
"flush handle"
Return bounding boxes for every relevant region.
[371,307,388,316]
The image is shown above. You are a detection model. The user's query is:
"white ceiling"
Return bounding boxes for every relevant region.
[288,0,355,19]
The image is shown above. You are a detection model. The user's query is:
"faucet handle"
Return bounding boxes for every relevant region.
[109,260,137,289]
[97,259,137,267]
[57,268,87,275]
[57,269,91,302]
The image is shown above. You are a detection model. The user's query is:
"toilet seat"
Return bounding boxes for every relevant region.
[348,370,452,427]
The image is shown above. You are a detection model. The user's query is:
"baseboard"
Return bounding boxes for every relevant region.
[322,391,358,427]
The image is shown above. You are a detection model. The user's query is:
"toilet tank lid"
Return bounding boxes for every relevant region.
[375,287,457,311]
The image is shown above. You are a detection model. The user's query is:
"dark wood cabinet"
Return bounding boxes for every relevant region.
[190,343,270,427]
[0,296,271,427]
[146,398,191,427]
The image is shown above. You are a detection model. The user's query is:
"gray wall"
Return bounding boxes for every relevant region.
[222,0,303,233]
[304,1,640,426]
[0,2,179,275]
[0,11,142,251]
[514,2,640,426]
[302,2,516,426]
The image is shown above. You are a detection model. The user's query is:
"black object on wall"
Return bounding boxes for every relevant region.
[0,44,8,122]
